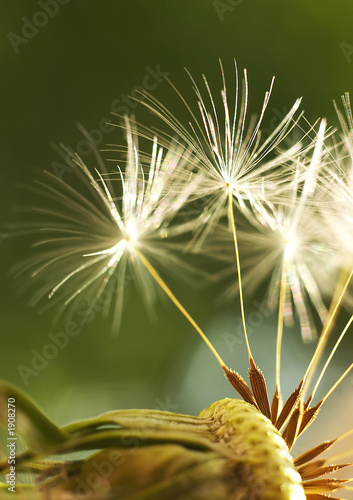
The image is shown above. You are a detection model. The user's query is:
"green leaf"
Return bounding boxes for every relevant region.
[41,426,218,457]
[0,381,68,453]
[63,409,211,437]
[26,446,238,500]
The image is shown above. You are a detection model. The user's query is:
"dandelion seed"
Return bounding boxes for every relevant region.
[304,94,353,344]
[324,93,353,269]
[209,119,338,344]
[239,188,332,343]
[12,118,201,331]
[136,61,306,234]
[135,60,307,363]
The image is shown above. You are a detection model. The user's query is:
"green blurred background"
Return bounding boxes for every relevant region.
[1,0,353,469]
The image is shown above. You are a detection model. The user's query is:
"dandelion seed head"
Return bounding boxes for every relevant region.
[5,66,353,500]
